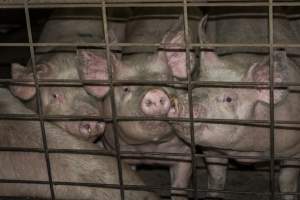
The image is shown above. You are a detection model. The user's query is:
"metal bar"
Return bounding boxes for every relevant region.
[0,1,300,8]
[3,114,300,128]
[0,1,298,199]
[0,42,106,47]
[1,177,300,198]
[3,146,300,165]
[101,2,125,200]
[268,0,275,200]
[0,177,281,197]
[1,42,300,48]
[3,78,300,89]
[183,1,198,199]
[23,2,56,199]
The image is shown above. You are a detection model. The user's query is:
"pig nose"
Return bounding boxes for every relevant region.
[141,89,171,116]
[79,121,106,139]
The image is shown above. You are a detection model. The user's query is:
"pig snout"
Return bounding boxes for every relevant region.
[141,89,171,116]
[79,121,106,141]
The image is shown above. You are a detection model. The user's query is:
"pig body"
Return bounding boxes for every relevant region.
[168,15,300,199]
[100,50,190,199]
[10,8,129,142]
[0,87,159,200]
[95,10,203,200]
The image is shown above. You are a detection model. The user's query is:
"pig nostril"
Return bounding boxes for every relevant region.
[141,89,171,115]
[160,98,165,105]
[82,123,92,133]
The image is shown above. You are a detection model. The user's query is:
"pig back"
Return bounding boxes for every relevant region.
[37,8,130,53]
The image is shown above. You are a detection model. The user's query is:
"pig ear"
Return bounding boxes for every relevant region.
[9,63,38,100]
[108,28,118,44]
[198,15,224,73]
[198,15,209,45]
[77,50,111,99]
[245,50,289,104]
[160,15,195,79]
[108,29,122,60]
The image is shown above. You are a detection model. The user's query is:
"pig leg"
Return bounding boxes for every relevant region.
[170,162,192,200]
[279,160,300,200]
[205,153,228,199]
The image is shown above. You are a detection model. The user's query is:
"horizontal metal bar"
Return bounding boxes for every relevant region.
[0,114,288,123]
[1,42,300,48]
[0,42,106,47]
[3,78,300,89]
[0,1,299,9]
[0,147,44,153]
[1,177,300,197]
[3,145,300,165]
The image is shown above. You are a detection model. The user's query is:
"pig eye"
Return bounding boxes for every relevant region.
[52,93,59,99]
[225,97,232,103]
[123,87,130,93]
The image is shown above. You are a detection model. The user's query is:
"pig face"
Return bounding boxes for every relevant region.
[10,53,109,142]
[168,51,289,146]
[78,50,176,143]
[110,55,176,143]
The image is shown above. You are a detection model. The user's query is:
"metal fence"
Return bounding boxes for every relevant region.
[0,0,300,200]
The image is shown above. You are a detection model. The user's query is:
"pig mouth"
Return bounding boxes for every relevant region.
[167,96,185,119]
[168,97,207,119]
[168,97,208,135]
[59,121,106,142]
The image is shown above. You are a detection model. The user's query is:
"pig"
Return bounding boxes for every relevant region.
[0,87,159,200]
[9,8,129,142]
[165,16,300,199]
[168,43,300,200]
[169,50,300,200]
[78,12,203,199]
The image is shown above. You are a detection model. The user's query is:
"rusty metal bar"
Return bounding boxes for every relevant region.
[101,1,125,200]
[183,0,198,199]
[268,0,275,199]
[3,78,300,90]
[3,145,300,163]
[24,2,56,199]
[0,1,300,9]
[1,42,300,48]
[2,114,300,129]
[0,178,276,197]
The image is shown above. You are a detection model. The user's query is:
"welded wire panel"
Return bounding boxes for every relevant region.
[0,1,300,200]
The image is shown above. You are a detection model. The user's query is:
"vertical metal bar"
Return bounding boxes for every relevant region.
[24,2,55,199]
[101,2,125,200]
[183,1,198,199]
[268,0,275,200]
